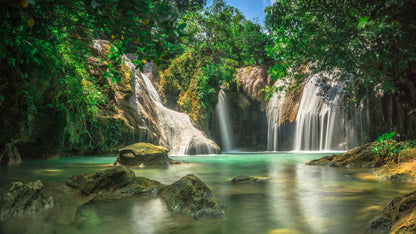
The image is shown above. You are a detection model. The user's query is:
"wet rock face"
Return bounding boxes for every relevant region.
[236,66,267,103]
[65,166,136,195]
[0,180,54,221]
[157,174,224,220]
[114,143,170,167]
[371,159,416,182]
[369,190,416,233]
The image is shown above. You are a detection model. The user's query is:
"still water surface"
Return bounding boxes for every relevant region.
[1,152,415,234]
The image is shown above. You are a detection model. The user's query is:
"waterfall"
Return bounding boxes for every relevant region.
[267,72,368,151]
[215,90,234,152]
[266,79,297,151]
[267,93,283,151]
[123,55,219,155]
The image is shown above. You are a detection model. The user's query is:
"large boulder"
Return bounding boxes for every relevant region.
[369,190,416,233]
[307,143,384,168]
[157,174,224,220]
[0,180,54,221]
[65,166,136,195]
[114,143,170,167]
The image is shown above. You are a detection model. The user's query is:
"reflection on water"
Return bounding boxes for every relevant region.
[1,152,415,234]
[130,198,170,233]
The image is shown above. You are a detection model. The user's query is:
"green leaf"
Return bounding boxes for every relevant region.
[358,16,369,28]
[386,131,395,140]
[178,23,187,30]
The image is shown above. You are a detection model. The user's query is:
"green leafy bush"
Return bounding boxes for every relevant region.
[405,139,416,149]
[372,132,400,160]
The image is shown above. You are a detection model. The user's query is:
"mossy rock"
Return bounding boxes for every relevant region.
[369,190,416,233]
[306,143,384,168]
[65,166,136,195]
[157,174,224,220]
[114,143,170,167]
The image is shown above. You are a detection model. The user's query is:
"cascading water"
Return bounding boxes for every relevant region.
[267,91,284,151]
[122,53,219,155]
[267,72,369,151]
[266,79,297,151]
[215,90,234,152]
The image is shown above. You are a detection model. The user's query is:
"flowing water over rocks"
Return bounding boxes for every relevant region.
[126,58,219,155]
[120,47,219,155]
[267,72,369,151]
[215,90,234,152]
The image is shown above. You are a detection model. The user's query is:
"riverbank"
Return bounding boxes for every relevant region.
[306,143,416,233]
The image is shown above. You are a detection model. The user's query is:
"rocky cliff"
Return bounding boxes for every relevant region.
[211,66,270,150]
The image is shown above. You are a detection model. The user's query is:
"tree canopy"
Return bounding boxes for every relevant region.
[265,0,416,99]
[161,0,272,130]
[0,0,196,154]
[264,0,416,137]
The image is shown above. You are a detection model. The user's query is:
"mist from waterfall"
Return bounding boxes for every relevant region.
[215,90,234,152]
[267,72,369,151]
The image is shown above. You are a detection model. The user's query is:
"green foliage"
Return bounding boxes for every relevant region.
[0,0,193,155]
[265,1,416,96]
[261,86,282,101]
[372,132,399,159]
[196,60,235,111]
[161,0,272,130]
[405,139,416,149]
[265,0,416,137]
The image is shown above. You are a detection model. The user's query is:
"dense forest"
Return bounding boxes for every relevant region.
[2,1,416,233]
[1,0,415,159]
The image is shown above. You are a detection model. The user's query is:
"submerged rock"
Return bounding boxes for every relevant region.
[231,175,269,183]
[65,168,223,220]
[157,174,224,220]
[110,176,162,197]
[114,143,170,167]
[369,190,416,233]
[65,166,136,195]
[306,143,384,168]
[64,166,162,198]
[0,180,54,221]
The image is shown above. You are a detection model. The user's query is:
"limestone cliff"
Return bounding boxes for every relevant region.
[236,66,268,105]
[87,40,161,153]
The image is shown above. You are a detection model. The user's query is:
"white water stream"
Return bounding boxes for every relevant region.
[126,58,219,155]
[215,90,234,152]
[267,72,369,151]
[92,39,219,155]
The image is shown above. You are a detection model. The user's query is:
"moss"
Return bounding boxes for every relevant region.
[120,143,169,155]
